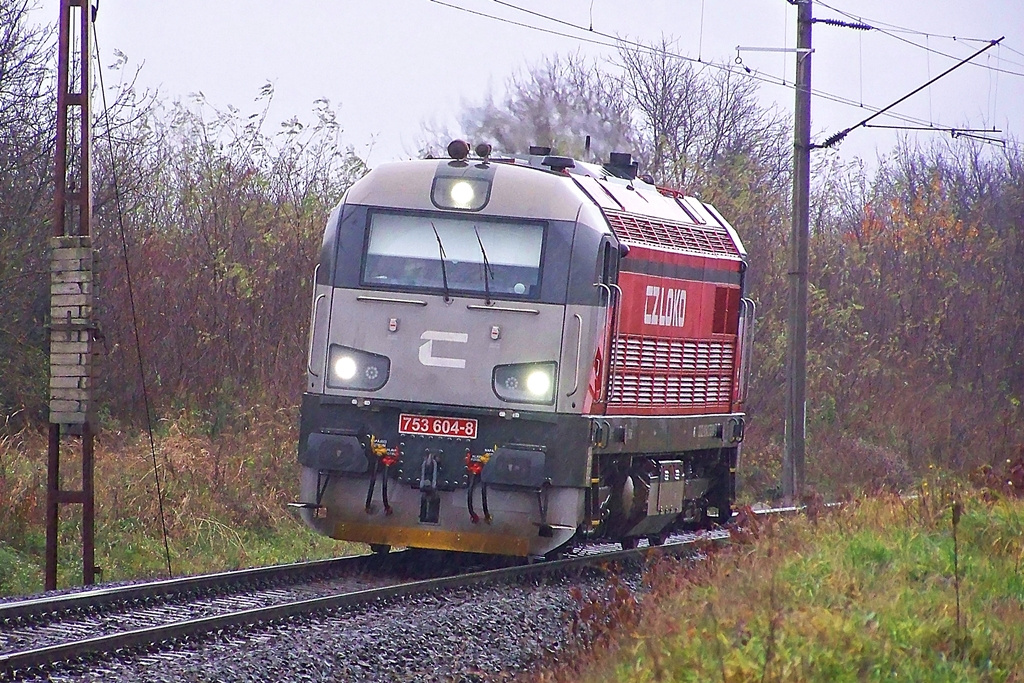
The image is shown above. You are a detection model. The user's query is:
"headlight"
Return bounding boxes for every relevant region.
[449,180,475,207]
[493,362,557,405]
[327,345,390,391]
[431,176,491,211]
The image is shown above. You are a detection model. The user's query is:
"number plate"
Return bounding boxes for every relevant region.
[399,413,478,439]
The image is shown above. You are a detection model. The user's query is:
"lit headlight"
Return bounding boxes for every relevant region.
[493,362,557,405]
[526,370,551,396]
[333,355,357,380]
[449,180,475,207]
[327,345,390,391]
[431,176,491,211]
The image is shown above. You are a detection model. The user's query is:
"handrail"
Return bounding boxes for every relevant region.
[465,304,539,314]
[592,283,613,403]
[605,283,624,404]
[307,292,326,377]
[356,295,428,306]
[306,265,323,378]
[566,313,583,397]
[738,298,757,403]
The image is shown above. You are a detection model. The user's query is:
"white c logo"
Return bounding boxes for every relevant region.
[419,330,468,368]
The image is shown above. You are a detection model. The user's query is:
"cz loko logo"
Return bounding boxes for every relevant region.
[643,285,687,328]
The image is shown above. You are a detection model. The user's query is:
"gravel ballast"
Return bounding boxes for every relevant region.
[14,561,649,682]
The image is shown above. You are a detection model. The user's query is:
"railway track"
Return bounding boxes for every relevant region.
[0,507,805,681]
[0,546,507,677]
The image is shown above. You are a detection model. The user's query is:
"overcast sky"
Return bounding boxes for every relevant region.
[57,0,1024,168]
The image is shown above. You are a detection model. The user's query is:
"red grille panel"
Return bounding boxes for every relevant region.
[609,374,733,406]
[605,209,740,257]
[607,336,735,408]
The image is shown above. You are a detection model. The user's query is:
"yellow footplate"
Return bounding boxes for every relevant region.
[333,521,529,556]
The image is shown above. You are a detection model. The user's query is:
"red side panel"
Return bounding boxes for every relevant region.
[606,253,743,417]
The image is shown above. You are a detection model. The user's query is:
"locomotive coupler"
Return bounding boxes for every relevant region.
[537,483,553,537]
[420,450,440,492]
[419,451,442,524]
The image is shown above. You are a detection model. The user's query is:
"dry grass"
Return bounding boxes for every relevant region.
[0,407,355,595]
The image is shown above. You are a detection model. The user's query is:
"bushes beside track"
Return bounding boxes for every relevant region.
[541,468,1024,682]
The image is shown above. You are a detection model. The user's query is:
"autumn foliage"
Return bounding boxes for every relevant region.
[1,4,1022,500]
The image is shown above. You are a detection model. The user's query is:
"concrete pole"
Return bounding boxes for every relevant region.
[784,0,812,503]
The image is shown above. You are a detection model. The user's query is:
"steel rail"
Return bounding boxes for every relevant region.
[0,554,370,624]
[0,505,820,626]
[0,538,706,677]
[0,505,833,678]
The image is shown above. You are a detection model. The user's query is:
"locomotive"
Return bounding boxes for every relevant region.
[294,140,754,557]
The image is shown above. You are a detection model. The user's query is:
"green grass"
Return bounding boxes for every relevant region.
[0,507,356,597]
[541,485,1024,682]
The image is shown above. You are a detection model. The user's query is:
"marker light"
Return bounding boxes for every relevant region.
[327,345,390,391]
[492,362,557,405]
[431,176,491,211]
[526,370,551,396]
[334,355,358,380]
[449,180,475,208]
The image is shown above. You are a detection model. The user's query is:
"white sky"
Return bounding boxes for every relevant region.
[51,1,1024,168]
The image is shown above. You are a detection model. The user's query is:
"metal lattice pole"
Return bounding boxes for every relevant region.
[46,0,98,591]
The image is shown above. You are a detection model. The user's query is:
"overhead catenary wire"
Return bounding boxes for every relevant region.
[818,37,1005,149]
[428,0,995,140]
[816,0,1024,54]
[486,0,1008,132]
[92,23,174,579]
[816,0,1024,76]
[862,123,1003,147]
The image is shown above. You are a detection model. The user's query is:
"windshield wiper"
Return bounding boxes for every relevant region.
[430,222,452,303]
[474,226,495,306]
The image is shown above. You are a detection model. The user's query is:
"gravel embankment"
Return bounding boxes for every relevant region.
[16,562,647,682]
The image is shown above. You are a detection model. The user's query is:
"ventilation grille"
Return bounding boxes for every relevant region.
[608,374,733,406]
[604,209,740,257]
[613,337,734,373]
[607,336,735,407]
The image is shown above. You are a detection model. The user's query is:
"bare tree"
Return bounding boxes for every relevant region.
[616,37,789,192]
[0,1,56,424]
[93,84,368,425]
[421,52,637,161]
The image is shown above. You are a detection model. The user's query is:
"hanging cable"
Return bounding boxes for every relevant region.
[432,0,973,134]
[990,45,1001,126]
[781,0,788,85]
[926,35,933,124]
[92,24,174,579]
[818,37,1004,149]
[816,0,1024,76]
[858,22,863,106]
[698,0,706,62]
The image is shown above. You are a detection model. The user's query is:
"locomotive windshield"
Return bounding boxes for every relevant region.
[362,212,544,298]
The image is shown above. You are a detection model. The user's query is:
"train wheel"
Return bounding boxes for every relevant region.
[369,543,391,554]
[647,530,671,546]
